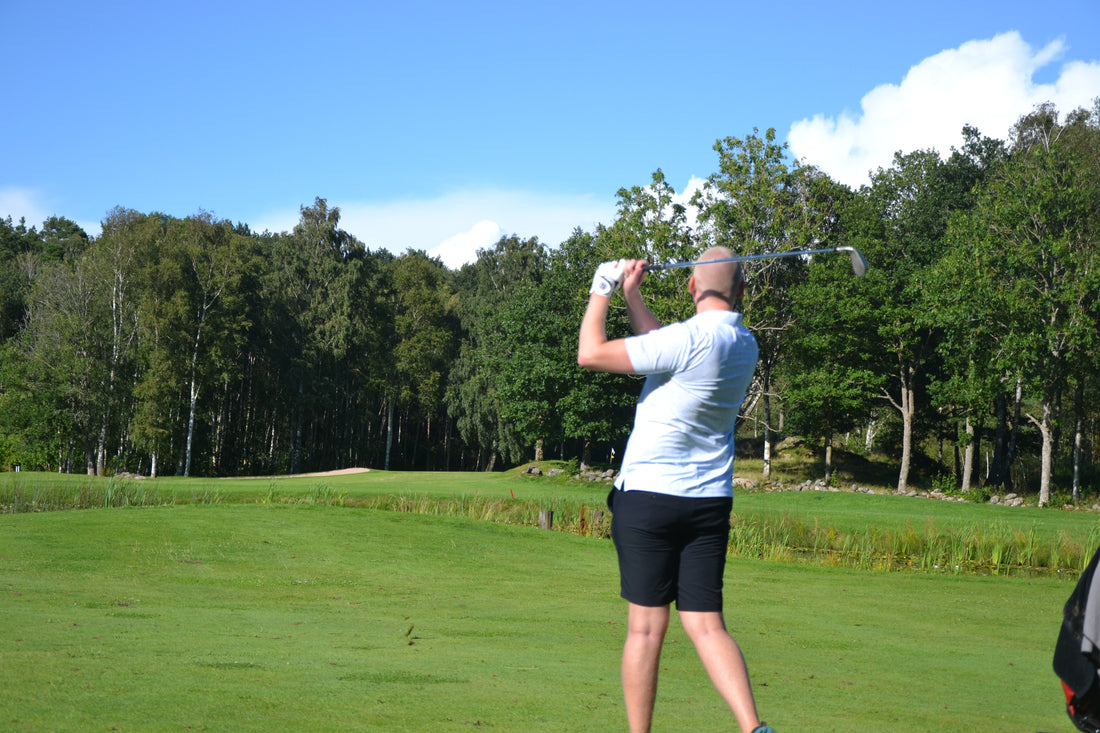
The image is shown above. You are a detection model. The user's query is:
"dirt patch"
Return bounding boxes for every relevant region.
[295,467,370,477]
[227,467,371,480]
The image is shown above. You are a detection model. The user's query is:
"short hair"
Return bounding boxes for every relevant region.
[693,246,743,300]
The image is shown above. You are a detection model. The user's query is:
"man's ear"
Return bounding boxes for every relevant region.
[688,274,697,299]
[734,279,746,300]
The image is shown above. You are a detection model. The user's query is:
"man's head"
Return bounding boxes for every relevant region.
[689,246,745,310]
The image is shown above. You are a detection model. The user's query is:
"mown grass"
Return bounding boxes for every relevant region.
[0,502,1076,732]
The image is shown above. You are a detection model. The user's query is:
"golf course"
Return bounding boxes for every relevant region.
[0,466,1092,731]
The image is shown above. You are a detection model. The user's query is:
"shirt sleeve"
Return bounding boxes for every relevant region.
[624,322,692,375]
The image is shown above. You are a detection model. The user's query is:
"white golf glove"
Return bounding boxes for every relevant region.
[590,259,626,297]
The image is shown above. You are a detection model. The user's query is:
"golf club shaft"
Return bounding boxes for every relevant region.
[643,245,868,276]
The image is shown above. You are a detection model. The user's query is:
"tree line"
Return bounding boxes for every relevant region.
[1,100,1097,504]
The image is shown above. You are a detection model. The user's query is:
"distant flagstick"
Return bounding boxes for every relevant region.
[643,246,868,277]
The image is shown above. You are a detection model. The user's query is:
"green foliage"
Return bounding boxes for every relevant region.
[600,169,696,322]
[1,103,1099,497]
[784,191,883,452]
[925,103,1100,503]
[931,471,957,494]
[392,249,458,415]
[448,235,552,465]
[694,129,809,369]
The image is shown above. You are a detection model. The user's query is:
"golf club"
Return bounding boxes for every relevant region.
[643,245,868,277]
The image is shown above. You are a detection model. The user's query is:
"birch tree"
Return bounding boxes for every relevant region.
[692,128,814,479]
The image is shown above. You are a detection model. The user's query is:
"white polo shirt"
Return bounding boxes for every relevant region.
[614,310,758,498]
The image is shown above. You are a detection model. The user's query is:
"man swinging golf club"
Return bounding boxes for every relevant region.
[578,248,775,733]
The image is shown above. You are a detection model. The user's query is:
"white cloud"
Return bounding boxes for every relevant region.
[252,188,615,269]
[0,187,47,227]
[675,176,706,232]
[431,220,502,269]
[0,187,101,236]
[788,32,1100,188]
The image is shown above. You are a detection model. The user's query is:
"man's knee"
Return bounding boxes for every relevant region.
[679,610,727,641]
[628,603,671,639]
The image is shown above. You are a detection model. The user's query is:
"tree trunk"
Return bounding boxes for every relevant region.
[990,392,1009,487]
[384,399,394,471]
[864,413,878,453]
[892,364,915,493]
[823,423,833,485]
[411,417,421,470]
[486,439,498,472]
[1030,399,1054,507]
[1073,385,1083,502]
[211,399,223,475]
[86,440,96,476]
[290,383,303,473]
[184,377,198,477]
[762,391,773,480]
[96,415,109,476]
[1006,378,1024,490]
[961,418,974,493]
[897,399,912,492]
[1073,414,1083,502]
[443,416,452,470]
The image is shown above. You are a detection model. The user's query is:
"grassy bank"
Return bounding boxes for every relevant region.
[4,468,1100,578]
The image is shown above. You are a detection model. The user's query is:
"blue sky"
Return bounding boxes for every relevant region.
[3,1,1098,268]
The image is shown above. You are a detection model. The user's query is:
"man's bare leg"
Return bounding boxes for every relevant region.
[621,603,670,733]
[680,610,764,733]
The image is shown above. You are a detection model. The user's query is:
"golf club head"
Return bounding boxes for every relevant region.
[839,246,868,276]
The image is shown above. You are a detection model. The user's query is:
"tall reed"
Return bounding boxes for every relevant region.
[729,512,1098,577]
[5,474,1094,578]
[0,474,213,512]
[344,493,613,538]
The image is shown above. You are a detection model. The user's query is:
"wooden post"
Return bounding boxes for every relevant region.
[538,509,554,530]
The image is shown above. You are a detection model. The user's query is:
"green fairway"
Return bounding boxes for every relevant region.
[0,487,1083,732]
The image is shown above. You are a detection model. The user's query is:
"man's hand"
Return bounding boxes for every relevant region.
[590,259,626,297]
[620,259,647,295]
[619,259,660,335]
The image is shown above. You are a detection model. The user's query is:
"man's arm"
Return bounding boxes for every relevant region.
[577,293,635,373]
[621,259,661,335]
[577,261,636,374]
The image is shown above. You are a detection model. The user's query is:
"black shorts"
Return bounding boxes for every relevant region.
[607,487,733,612]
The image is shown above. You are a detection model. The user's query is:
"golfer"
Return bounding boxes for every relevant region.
[577,248,774,733]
